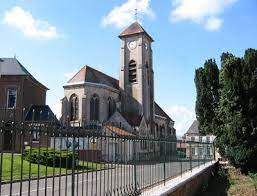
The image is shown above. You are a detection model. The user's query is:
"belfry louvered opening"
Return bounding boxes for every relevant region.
[129,60,137,83]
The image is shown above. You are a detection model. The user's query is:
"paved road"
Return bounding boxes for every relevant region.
[1,161,208,196]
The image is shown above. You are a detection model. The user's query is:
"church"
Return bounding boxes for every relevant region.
[61,22,176,140]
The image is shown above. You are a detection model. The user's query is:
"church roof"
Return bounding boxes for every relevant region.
[0,58,48,90]
[67,65,119,90]
[119,22,154,42]
[186,120,199,135]
[155,102,173,122]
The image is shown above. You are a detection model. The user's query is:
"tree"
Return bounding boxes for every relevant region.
[195,59,219,134]
[217,49,257,173]
[195,49,257,173]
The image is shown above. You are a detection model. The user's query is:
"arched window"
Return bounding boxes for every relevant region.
[108,97,112,118]
[70,94,79,121]
[129,60,137,83]
[90,94,99,121]
[108,97,116,118]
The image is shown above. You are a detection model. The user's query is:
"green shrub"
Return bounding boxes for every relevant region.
[23,148,78,168]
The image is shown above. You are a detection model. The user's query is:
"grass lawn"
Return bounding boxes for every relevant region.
[1,154,106,183]
[197,165,257,196]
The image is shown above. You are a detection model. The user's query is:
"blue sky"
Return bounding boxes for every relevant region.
[0,0,257,136]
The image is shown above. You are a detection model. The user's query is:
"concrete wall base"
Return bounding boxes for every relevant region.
[143,161,218,196]
[168,162,218,196]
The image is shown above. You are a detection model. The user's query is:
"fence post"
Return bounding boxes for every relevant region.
[204,143,206,165]
[71,132,75,196]
[163,139,166,185]
[133,139,137,194]
[213,143,216,161]
[189,142,192,172]
[180,141,182,176]
[198,142,200,168]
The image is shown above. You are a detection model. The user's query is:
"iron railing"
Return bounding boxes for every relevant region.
[0,110,215,196]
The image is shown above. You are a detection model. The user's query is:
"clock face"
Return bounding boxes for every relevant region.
[128,41,137,50]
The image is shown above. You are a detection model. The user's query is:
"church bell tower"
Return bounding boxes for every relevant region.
[119,22,154,124]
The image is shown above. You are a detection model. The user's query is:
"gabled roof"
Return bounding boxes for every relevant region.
[186,120,199,135]
[154,102,173,122]
[25,105,59,124]
[67,65,119,90]
[119,22,154,42]
[0,58,48,90]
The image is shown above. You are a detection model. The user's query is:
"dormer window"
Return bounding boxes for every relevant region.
[129,60,137,83]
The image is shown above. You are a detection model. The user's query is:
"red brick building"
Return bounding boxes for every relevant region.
[0,58,48,151]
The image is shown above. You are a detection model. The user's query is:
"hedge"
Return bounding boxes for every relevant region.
[24,148,78,168]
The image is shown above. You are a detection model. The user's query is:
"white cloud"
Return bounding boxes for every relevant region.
[164,105,196,136]
[3,6,58,39]
[102,0,155,28]
[170,0,237,31]
[205,16,222,31]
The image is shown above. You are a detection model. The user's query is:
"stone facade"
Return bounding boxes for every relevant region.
[62,81,120,126]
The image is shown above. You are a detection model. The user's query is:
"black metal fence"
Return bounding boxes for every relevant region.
[0,112,215,196]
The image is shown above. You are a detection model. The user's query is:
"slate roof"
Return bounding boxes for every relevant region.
[0,58,30,75]
[186,120,199,135]
[67,65,119,90]
[0,58,48,90]
[25,105,59,124]
[119,22,154,42]
[154,102,173,122]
